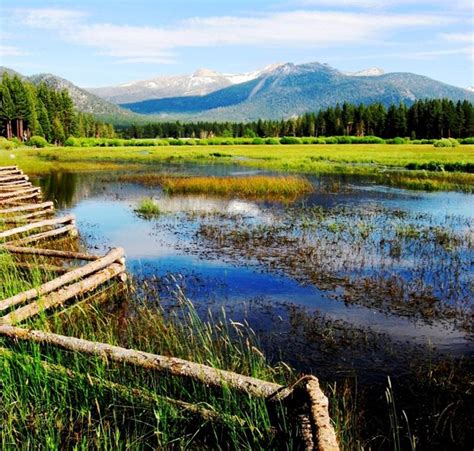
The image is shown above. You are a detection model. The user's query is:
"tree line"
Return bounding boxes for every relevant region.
[121,99,474,140]
[0,73,114,143]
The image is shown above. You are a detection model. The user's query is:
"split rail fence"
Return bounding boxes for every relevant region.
[0,165,339,450]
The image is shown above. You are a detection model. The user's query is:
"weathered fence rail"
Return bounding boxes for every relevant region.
[0,166,339,450]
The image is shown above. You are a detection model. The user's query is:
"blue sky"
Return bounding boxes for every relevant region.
[0,0,473,88]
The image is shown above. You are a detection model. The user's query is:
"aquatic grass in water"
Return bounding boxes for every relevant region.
[158,175,313,200]
[135,197,161,217]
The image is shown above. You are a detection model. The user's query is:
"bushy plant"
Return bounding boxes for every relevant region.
[27,135,48,148]
[387,137,406,145]
[252,138,265,145]
[459,137,474,144]
[324,137,338,144]
[185,139,197,146]
[448,138,460,147]
[64,136,81,147]
[280,136,302,144]
[433,138,453,148]
[0,137,15,150]
[265,138,280,145]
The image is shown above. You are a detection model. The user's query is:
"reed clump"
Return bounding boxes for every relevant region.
[135,198,161,217]
[161,175,314,200]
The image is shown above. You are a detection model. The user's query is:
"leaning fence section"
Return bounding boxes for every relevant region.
[0,165,339,450]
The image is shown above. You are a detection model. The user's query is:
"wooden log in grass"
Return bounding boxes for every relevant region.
[0,346,247,428]
[12,224,77,245]
[0,215,75,240]
[0,166,19,172]
[2,209,54,224]
[0,183,34,192]
[0,247,124,312]
[0,324,339,450]
[0,191,42,205]
[0,262,126,324]
[0,174,29,184]
[0,187,41,199]
[0,201,54,215]
[0,244,99,261]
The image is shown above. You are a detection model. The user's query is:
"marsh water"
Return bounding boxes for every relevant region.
[36,164,473,383]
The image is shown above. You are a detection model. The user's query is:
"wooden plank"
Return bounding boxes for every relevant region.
[0,174,29,184]
[1,209,54,224]
[0,166,19,172]
[0,322,284,399]
[0,263,126,324]
[0,245,99,261]
[0,215,75,239]
[0,201,54,215]
[0,247,124,312]
[12,224,77,245]
[0,187,41,199]
[0,192,42,205]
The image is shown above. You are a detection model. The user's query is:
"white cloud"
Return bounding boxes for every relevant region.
[17,8,87,29]
[0,44,28,57]
[439,32,474,43]
[13,8,458,64]
[292,0,472,9]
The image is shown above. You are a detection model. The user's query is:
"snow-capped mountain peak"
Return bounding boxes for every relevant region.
[347,67,385,77]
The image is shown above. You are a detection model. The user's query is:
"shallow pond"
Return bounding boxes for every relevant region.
[36,164,473,381]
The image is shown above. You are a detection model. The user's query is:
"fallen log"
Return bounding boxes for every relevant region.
[0,263,126,324]
[0,247,125,312]
[0,187,41,199]
[5,261,73,275]
[2,209,54,224]
[0,346,247,427]
[0,183,34,192]
[11,224,77,245]
[0,170,23,177]
[0,166,19,172]
[0,215,75,240]
[0,245,99,261]
[0,201,54,215]
[0,323,285,399]
[0,191,42,205]
[0,174,29,184]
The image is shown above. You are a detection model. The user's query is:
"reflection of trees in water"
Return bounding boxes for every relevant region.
[40,172,79,208]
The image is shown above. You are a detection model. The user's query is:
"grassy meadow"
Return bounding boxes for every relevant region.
[0,143,473,192]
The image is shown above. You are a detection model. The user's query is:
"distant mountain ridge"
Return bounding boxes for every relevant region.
[119,62,474,121]
[87,64,284,104]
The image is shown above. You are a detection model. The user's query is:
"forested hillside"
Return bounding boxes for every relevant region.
[0,74,114,143]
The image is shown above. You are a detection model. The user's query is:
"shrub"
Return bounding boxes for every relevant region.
[433,138,453,148]
[334,135,352,144]
[387,137,406,144]
[460,137,474,144]
[252,138,265,145]
[324,137,337,144]
[448,138,460,147]
[185,139,197,146]
[64,136,81,147]
[27,135,48,148]
[280,136,302,144]
[411,140,422,144]
[0,137,15,150]
[264,138,280,145]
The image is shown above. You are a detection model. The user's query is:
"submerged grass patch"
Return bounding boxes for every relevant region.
[162,175,314,200]
[135,197,161,217]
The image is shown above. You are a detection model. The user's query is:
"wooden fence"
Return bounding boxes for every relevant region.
[0,165,339,450]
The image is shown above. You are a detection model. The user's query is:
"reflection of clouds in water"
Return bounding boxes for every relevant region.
[154,195,273,222]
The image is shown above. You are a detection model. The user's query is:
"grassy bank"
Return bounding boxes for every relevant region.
[1,143,473,192]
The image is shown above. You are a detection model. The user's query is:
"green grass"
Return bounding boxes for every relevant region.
[1,144,473,191]
[135,198,161,217]
[125,174,314,200]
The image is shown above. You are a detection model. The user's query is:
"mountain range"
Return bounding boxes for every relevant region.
[2,62,473,122]
[117,62,474,121]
